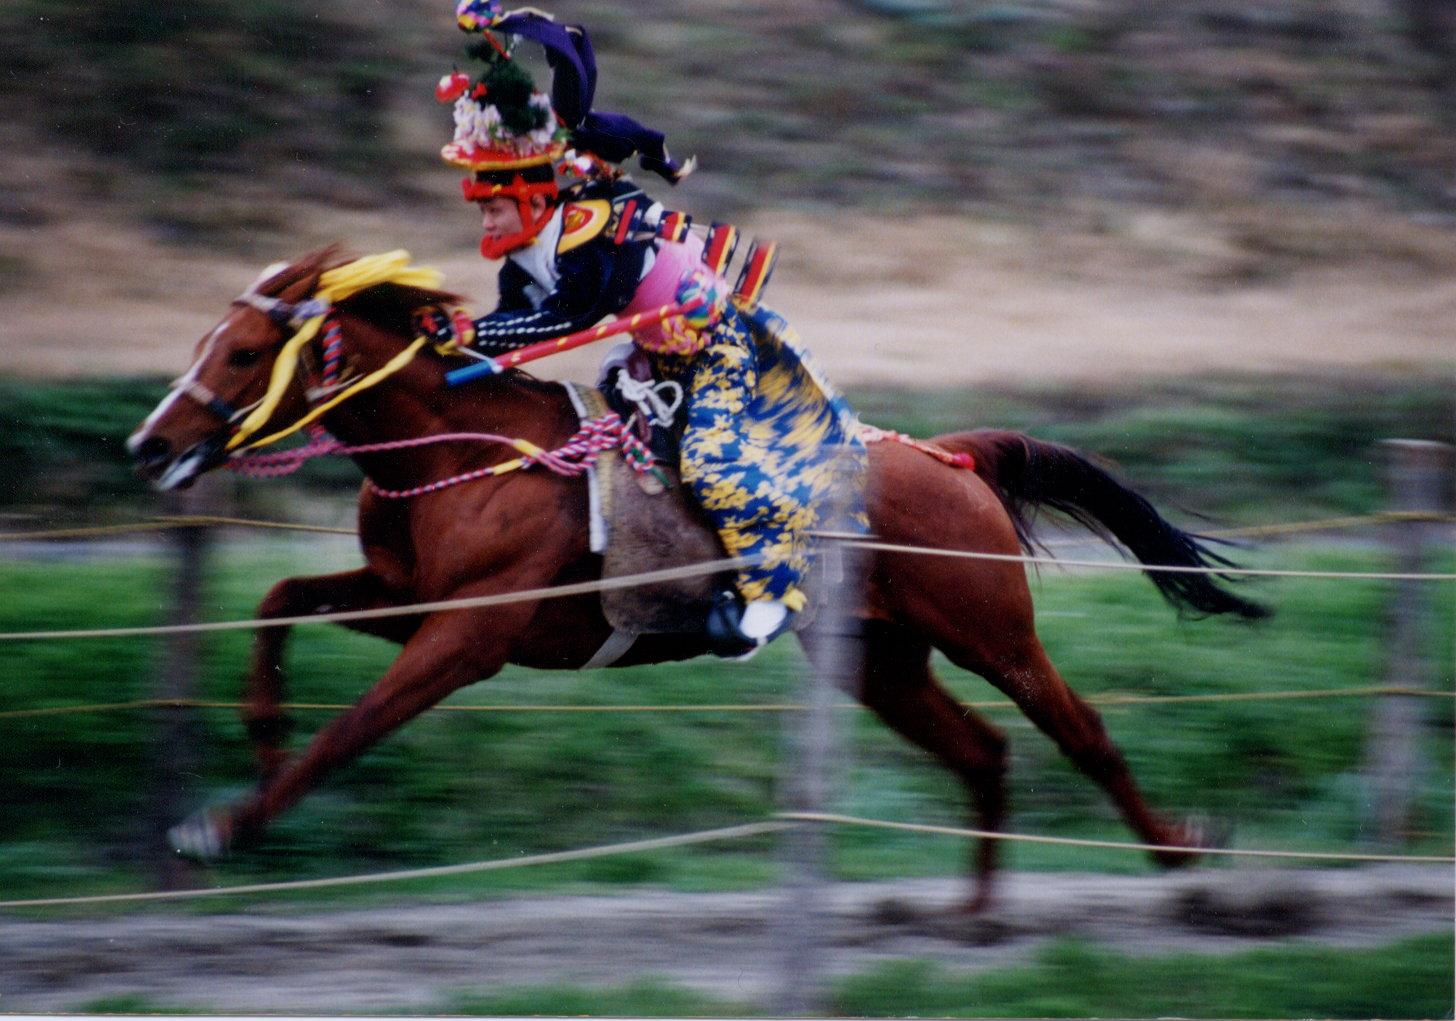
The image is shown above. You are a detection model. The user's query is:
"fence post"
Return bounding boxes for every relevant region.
[774,455,864,1017]
[145,478,221,889]
[1361,439,1453,847]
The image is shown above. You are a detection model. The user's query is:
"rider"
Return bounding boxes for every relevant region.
[418,3,864,653]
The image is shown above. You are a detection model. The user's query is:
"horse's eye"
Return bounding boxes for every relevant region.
[228,348,262,368]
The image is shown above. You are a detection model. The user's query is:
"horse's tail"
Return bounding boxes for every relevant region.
[937,429,1270,621]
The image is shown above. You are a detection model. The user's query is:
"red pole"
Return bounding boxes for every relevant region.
[445,295,707,386]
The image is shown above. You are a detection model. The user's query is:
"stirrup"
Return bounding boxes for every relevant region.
[704,591,758,659]
[704,591,793,660]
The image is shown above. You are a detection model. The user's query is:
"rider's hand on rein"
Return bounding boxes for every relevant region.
[412,305,476,351]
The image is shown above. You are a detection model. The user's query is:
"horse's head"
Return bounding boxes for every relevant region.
[127,248,352,489]
[130,247,461,489]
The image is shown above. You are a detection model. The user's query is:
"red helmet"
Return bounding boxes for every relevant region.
[459,164,560,259]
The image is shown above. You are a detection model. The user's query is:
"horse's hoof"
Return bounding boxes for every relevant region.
[962,888,995,916]
[1153,814,1227,869]
[168,809,232,863]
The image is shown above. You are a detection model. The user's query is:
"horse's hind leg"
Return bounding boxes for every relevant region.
[852,620,1010,913]
[245,568,421,780]
[945,632,1204,868]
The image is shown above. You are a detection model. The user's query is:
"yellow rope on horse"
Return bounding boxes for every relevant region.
[227,251,444,452]
[241,337,429,451]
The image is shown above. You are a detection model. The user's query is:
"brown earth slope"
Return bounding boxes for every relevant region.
[3,206,1453,387]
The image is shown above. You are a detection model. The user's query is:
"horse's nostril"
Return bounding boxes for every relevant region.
[135,435,172,465]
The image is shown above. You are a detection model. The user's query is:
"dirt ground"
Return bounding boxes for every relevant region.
[2,865,1450,1014]
[4,206,1454,387]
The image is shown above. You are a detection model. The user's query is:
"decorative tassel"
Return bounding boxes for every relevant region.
[732,240,779,307]
[456,0,506,33]
[320,317,345,387]
[612,198,640,245]
[656,210,691,243]
[702,222,739,277]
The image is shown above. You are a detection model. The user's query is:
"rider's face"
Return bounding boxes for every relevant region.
[478,196,524,241]
[477,195,550,249]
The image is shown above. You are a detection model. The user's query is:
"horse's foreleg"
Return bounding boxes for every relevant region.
[204,607,511,855]
[848,621,1010,913]
[245,569,420,780]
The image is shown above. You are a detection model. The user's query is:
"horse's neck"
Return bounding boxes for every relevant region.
[318,327,577,491]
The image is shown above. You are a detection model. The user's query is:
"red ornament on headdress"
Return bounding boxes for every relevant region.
[435,72,471,104]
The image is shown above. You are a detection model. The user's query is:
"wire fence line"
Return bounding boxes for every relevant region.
[161,515,359,536]
[0,555,756,642]
[777,813,1456,864]
[814,534,1456,582]
[1200,510,1455,539]
[3,809,1449,911]
[1040,509,1456,545]
[0,515,357,542]
[3,685,1450,723]
[2,525,1452,644]
[0,821,795,910]
[1,508,1450,546]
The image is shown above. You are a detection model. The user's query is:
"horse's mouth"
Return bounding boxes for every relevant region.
[139,435,229,491]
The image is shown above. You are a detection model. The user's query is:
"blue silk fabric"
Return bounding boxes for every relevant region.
[647,305,868,611]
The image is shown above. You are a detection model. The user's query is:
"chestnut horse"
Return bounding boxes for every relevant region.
[127,250,1265,910]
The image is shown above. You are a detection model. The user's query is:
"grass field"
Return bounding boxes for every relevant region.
[2,535,1450,905]
[828,933,1456,1020]
[75,933,1455,1019]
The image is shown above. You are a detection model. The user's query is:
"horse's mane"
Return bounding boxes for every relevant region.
[339,282,465,340]
[259,245,464,340]
[258,246,557,392]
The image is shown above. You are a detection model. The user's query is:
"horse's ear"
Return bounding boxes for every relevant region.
[305,243,346,273]
[270,244,347,303]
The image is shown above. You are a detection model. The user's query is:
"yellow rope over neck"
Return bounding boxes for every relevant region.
[226,251,444,452]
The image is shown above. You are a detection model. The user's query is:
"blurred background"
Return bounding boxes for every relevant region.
[0,1,1452,1017]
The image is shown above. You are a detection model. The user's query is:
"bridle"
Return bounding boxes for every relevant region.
[169,375,259,432]
[233,290,330,332]
[173,290,334,432]
[235,253,444,453]
[162,252,445,455]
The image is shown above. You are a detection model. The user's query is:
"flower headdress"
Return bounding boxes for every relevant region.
[436,14,569,172]
[441,0,694,184]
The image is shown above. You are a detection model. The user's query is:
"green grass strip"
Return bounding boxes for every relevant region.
[427,934,1456,1019]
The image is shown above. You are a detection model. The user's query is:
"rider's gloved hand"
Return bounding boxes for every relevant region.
[412,305,475,350]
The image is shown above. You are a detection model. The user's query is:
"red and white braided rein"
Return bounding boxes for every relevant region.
[228,413,649,500]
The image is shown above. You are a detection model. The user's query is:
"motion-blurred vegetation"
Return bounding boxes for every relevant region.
[2,1,1454,251]
[829,934,1456,1019]
[2,539,1449,902]
[1,0,399,180]
[77,934,1455,1017]
[0,375,1448,525]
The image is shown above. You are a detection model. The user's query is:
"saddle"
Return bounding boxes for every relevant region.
[565,366,818,644]
[565,366,725,636]
[601,447,735,634]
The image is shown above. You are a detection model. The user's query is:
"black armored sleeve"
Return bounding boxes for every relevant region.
[493,259,535,314]
[471,237,650,355]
